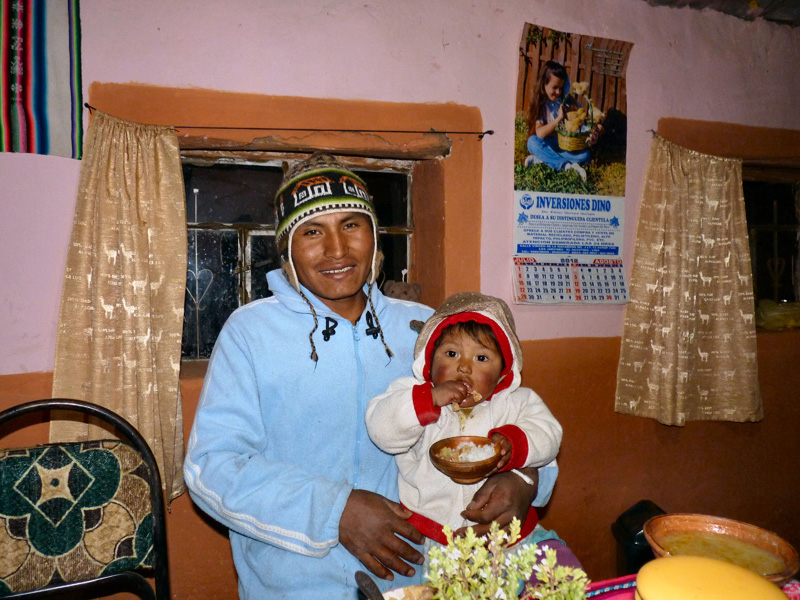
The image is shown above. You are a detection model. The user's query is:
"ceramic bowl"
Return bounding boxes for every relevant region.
[643,513,799,585]
[429,435,501,484]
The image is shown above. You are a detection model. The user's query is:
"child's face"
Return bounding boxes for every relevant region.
[430,330,504,408]
[544,74,565,102]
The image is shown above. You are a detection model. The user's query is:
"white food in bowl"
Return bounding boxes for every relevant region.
[438,441,495,463]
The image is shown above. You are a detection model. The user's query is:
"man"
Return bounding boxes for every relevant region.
[184,154,553,599]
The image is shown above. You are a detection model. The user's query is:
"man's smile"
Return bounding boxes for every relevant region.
[320,266,355,275]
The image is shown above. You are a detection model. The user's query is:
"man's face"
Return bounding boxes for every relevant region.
[290,211,374,319]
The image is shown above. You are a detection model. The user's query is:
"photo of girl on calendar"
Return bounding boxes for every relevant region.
[515,24,630,197]
[512,24,631,305]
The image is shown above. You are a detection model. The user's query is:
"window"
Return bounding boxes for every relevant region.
[181,157,413,359]
[743,179,799,304]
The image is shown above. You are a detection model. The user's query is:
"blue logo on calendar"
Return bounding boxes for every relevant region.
[520,194,534,210]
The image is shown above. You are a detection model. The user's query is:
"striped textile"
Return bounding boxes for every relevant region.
[1,0,82,158]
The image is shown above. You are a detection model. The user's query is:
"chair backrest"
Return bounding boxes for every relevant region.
[0,399,169,600]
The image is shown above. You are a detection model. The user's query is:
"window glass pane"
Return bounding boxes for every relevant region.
[249,233,280,300]
[183,229,240,359]
[360,171,410,228]
[379,233,409,283]
[184,164,283,224]
[752,229,798,302]
[743,181,798,226]
[743,180,799,305]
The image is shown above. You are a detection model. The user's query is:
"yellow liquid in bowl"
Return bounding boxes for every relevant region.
[660,531,785,576]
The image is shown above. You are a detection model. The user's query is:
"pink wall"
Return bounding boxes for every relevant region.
[0,155,79,374]
[2,0,800,374]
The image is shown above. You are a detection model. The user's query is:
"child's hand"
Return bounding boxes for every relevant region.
[489,432,512,472]
[430,380,472,408]
[556,103,565,123]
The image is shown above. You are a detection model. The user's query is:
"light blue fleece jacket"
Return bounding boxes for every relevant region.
[184,270,433,599]
[184,270,559,599]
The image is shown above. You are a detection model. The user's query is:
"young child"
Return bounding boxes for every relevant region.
[365,291,562,548]
[524,60,590,180]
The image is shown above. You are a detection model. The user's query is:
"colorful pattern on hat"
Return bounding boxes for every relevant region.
[275,160,377,255]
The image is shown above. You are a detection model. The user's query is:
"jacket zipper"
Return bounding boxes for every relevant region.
[351,319,363,488]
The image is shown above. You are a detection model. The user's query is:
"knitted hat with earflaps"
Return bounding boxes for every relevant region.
[275,152,383,289]
[273,153,391,361]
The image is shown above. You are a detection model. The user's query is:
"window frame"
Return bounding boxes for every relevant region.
[181,154,416,359]
[742,166,800,306]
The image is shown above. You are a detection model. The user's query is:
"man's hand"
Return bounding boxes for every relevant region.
[456,468,538,538]
[339,489,424,581]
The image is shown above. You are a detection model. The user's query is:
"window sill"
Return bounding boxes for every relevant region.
[756,301,800,331]
[180,360,209,382]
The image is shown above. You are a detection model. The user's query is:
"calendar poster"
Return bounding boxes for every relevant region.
[513,24,632,304]
[513,192,629,303]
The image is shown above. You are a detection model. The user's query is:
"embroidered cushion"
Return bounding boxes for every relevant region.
[0,440,154,596]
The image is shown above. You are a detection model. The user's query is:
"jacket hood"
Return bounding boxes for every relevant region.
[412,292,523,400]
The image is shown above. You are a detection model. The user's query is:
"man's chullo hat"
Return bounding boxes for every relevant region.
[275,153,382,292]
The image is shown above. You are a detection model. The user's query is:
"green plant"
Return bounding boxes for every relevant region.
[514,162,597,195]
[427,519,536,600]
[425,518,589,600]
[522,546,590,600]
[515,112,530,164]
[588,161,626,197]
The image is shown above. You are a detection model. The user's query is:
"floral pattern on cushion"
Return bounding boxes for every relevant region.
[0,441,153,595]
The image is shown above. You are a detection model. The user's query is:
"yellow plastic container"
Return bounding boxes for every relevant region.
[635,555,786,600]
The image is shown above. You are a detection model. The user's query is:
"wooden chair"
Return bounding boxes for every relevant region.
[0,399,169,599]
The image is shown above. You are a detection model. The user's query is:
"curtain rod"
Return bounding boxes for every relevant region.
[84,103,494,140]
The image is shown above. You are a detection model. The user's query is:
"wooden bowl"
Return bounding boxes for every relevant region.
[383,584,434,599]
[643,513,799,585]
[429,436,501,484]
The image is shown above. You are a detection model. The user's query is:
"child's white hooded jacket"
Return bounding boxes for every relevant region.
[366,292,562,543]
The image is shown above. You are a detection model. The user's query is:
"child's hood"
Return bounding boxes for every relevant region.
[412,292,523,398]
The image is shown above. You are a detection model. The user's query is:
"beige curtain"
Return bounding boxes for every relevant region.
[615,135,761,426]
[52,110,187,501]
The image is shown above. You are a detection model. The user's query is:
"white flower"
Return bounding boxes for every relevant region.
[494,588,507,599]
